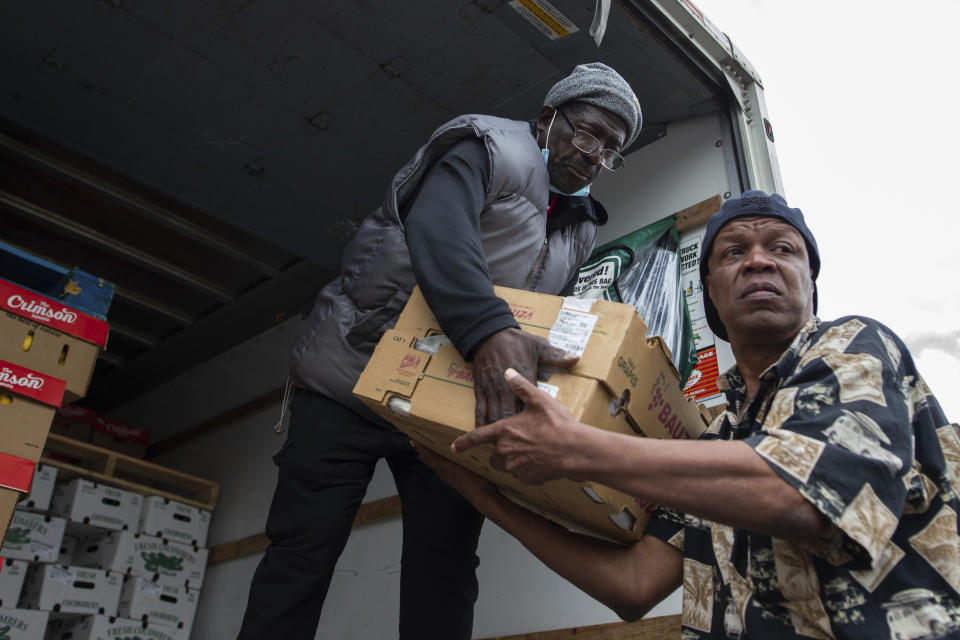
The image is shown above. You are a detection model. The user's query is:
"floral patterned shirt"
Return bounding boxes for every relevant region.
[645,316,960,639]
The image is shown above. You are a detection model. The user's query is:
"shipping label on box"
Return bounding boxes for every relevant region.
[48,614,188,640]
[20,464,57,512]
[52,404,99,442]
[0,278,109,403]
[1,510,66,563]
[355,331,663,542]
[50,479,142,533]
[90,416,149,458]
[0,558,27,608]
[119,577,198,632]
[20,564,121,616]
[0,360,64,465]
[75,531,207,589]
[0,607,49,640]
[395,286,707,441]
[139,497,210,547]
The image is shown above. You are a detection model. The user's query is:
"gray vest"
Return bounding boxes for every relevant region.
[290,114,599,413]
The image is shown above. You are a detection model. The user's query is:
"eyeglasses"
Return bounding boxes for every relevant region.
[558,109,625,171]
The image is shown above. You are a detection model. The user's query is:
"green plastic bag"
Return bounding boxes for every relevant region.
[572,217,697,383]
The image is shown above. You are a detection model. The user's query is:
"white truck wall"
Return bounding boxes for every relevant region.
[592,111,739,376]
[593,112,737,243]
[107,111,745,639]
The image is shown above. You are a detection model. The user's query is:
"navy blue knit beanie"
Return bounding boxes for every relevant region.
[699,190,820,341]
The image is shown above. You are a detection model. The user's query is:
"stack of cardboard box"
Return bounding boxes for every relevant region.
[354,286,709,543]
[3,482,211,639]
[51,406,151,458]
[0,276,108,541]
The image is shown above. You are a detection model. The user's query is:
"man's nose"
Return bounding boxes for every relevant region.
[742,246,776,272]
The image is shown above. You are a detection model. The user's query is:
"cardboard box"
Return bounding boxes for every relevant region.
[355,287,708,542]
[0,278,109,403]
[0,488,21,549]
[394,287,708,440]
[0,360,65,465]
[57,534,79,566]
[0,510,66,563]
[46,614,187,640]
[20,464,57,512]
[139,497,210,548]
[0,361,64,544]
[0,607,49,639]
[52,405,99,442]
[19,564,122,616]
[118,577,198,632]
[74,531,207,589]
[0,559,28,607]
[50,479,142,533]
[89,416,149,458]
[355,330,655,541]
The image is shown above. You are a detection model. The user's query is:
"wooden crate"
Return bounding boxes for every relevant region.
[41,433,218,510]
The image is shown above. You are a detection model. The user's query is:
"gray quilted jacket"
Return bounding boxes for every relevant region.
[290,114,600,415]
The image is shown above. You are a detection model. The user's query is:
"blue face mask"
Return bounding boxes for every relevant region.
[541,111,592,197]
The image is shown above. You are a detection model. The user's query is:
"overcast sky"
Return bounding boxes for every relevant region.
[688,0,960,420]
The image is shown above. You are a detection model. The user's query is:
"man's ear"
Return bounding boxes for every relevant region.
[534,105,556,147]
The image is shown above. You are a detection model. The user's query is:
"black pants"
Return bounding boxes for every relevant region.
[237,389,485,639]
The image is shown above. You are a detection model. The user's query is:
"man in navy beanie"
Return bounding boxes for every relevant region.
[420,190,960,638]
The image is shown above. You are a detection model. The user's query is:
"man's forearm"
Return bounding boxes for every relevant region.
[565,429,829,543]
[475,488,681,620]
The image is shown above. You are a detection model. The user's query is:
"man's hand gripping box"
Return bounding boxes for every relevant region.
[353,286,707,543]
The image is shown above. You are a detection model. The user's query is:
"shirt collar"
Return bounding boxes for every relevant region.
[716,315,821,396]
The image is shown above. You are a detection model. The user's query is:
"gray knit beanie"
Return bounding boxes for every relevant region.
[544,62,642,148]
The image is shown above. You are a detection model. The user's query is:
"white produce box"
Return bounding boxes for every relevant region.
[19,564,121,616]
[0,511,66,563]
[50,479,142,533]
[139,496,210,547]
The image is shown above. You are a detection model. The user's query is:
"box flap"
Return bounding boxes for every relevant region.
[1,278,109,347]
[0,360,66,407]
[352,332,429,404]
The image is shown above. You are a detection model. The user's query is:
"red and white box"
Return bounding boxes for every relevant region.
[0,278,109,403]
[90,416,150,458]
[52,404,99,442]
[0,360,65,546]
[50,479,142,533]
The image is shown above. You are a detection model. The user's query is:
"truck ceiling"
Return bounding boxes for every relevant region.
[0,0,733,410]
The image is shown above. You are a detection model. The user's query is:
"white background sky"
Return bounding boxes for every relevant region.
[689,0,960,421]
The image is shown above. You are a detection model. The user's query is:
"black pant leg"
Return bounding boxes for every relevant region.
[386,436,485,640]
[236,390,382,640]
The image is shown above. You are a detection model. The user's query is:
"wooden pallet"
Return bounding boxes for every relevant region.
[41,433,219,510]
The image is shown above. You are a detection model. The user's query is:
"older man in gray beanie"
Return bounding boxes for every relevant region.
[237,63,643,640]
